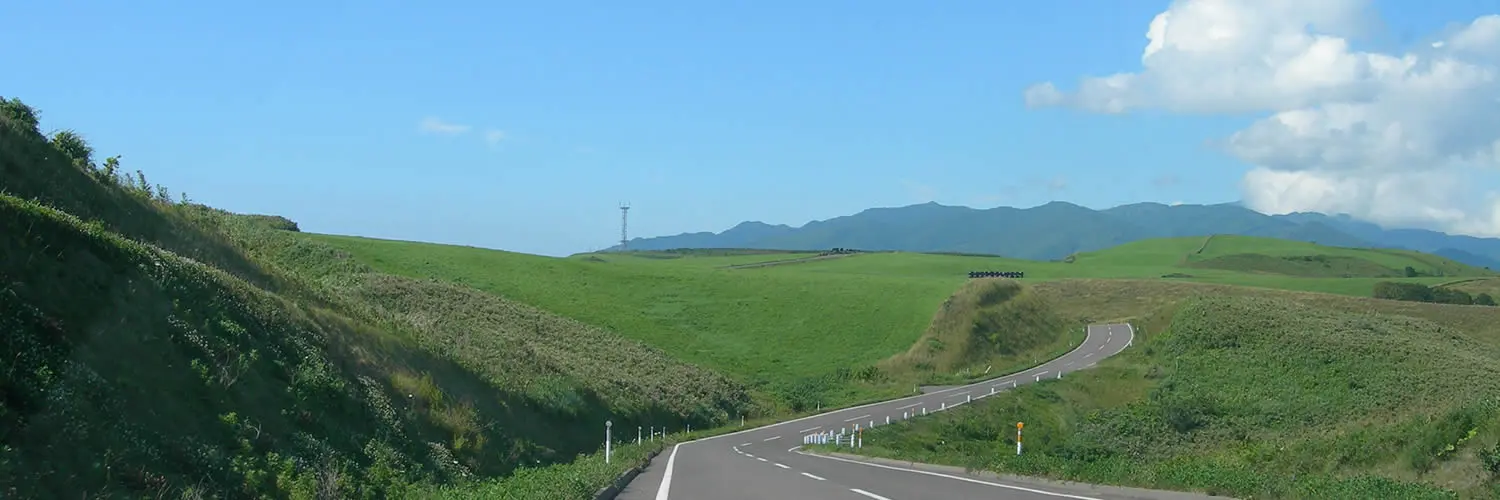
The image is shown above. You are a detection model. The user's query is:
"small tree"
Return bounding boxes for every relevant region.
[1476,293,1497,306]
[0,97,41,134]
[101,155,122,184]
[50,129,94,171]
[1404,266,1419,277]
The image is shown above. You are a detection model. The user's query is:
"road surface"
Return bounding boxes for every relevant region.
[614,323,1212,500]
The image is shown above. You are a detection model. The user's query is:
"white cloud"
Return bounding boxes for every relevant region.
[418,117,471,135]
[483,129,506,146]
[1027,0,1500,236]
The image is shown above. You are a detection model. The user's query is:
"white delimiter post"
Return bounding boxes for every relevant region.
[605,421,613,464]
[1016,422,1023,456]
[637,426,641,445]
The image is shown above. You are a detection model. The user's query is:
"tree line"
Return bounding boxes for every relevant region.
[1373,281,1497,306]
[969,271,1025,279]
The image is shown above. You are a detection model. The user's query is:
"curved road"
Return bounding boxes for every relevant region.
[614,323,1211,500]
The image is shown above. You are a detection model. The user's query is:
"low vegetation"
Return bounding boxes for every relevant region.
[1375,281,1497,306]
[825,282,1500,499]
[880,279,1081,385]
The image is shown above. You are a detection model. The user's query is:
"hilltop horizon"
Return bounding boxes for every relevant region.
[600,199,1500,269]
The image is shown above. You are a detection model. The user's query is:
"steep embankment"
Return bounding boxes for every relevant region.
[840,281,1500,499]
[0,97,750,499]
[880,279,1079,384]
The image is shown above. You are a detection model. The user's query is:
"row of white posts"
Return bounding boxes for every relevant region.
[604,421,694,464]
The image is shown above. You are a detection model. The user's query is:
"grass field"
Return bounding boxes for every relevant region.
[304,232,1491,412]
[15,91,1500,498]
[821,280,1500,499]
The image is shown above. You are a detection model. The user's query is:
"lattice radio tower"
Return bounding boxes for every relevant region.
[618,202,631,251]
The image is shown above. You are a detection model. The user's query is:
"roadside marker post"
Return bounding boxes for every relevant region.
[1057,371,1062,380]
[637,426,641,445]
[605,421,613,464]
[886,415,890,425]
[1016,422,1023,456]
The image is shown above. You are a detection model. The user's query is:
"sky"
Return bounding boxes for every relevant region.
[5,0,1500,256]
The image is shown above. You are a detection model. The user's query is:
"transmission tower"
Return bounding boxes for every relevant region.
[619,203,631,251]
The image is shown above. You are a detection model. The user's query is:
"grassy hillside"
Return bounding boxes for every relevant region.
[1074,234,1490,278]
[306,234,966,410]
[0,97,751,499]
[823,281,1500,499]
[880,279,1083,384]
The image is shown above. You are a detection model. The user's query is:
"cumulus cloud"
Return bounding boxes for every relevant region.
[418,117,471,135]
[1027,0,1500,236]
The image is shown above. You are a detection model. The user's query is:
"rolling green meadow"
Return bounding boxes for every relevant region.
[8,92,1500,498]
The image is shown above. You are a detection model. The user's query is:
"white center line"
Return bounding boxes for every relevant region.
[745,454,755,458]
[797,426,822,433]
[762,435,782,442]
[843,414,872,422]
[774,463,790,469]
[896,402,921,410]
[1035,371,1049,377]
[739,442,751,447]
[756,457,767,462]
[950,390,970,397]
[1084,352,1093,358]
[850,489,894,500]
[801,472,826,481]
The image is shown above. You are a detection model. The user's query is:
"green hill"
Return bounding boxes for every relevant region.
[1073,235,1491,278]
[823,280,1500,499]
[0,97,749,499]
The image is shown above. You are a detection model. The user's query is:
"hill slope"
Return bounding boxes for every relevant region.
[832,281,1500,499]
[610,200,1500,268]
[0,97,749,498]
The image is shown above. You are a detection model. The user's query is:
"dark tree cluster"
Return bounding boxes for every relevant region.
[819,247,863,256]
[968,271,1025,279]
[1373,281,1496,306]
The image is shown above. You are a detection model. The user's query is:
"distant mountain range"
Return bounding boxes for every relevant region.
[604,201,1500,269]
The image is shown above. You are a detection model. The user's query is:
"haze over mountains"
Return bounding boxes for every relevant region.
[606,202,1500,269]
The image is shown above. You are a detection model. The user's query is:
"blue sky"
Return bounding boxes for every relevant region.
[5,0,1497,256]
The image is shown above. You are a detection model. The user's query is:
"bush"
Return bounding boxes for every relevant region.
[1476,293,1496,307]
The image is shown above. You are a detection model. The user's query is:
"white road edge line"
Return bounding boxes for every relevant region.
[653,443,680,500]
[850,488,894,500]
[802,472,826,481]
[648,324,1130,500]
[788,446,802,453]
[843,414,872,422]
[794,450,1104,500]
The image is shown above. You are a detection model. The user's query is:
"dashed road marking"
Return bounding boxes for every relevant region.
[756,457,767,462]
[850,489,894,500]
[896,403,921,410]
[798,426,822,433]
[774,463,790,469]
[763,436,782,441]
[802,472,826,481]
[843,414,872,422]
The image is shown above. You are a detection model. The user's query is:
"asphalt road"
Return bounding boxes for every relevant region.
[614,323,1215,500]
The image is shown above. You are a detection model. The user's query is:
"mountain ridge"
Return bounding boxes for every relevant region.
[605,202,1500,268]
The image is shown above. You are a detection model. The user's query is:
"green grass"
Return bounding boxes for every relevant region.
[823,283,1500,499]
[306,231,1492,414]
[306,234,968,410]
[1,98,753,498]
